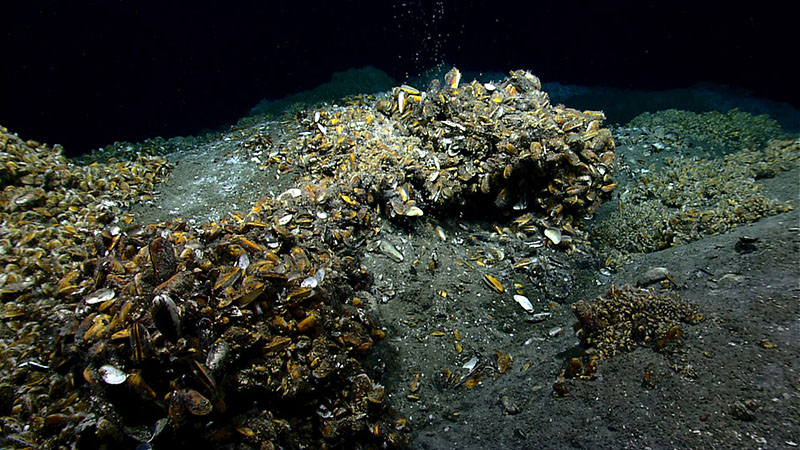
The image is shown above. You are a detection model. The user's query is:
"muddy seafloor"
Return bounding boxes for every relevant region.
[129,106,800,448]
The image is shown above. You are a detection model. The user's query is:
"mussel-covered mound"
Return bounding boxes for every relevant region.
[1,68,617,448]
[0,127,168,447]
[0,127,168,302]
[270,68,616,233]
[594,138,798,255]
[52,189,407,448]
[571,285,703,359]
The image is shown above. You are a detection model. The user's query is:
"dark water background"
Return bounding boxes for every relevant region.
[1,0,797,156]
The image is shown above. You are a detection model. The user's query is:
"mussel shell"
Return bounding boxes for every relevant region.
[151,294,181,342]
[148,237,177,284]
[99,364,127,385]
[129,322,150,362]
[181,388,212,416]
[84,288,115,305]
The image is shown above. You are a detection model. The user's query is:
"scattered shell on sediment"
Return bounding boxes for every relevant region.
[278,214,293,225]
[462,356,479,371]
[513,295,534,313]
[531,312,551,322]
[547,327,564,338]
[482,274,504,293]
[379,239,404,262]
[544,228,562,245]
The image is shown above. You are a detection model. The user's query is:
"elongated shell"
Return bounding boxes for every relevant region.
[513,295,533,313]
[482,274,504,293]
[151,294,181,342]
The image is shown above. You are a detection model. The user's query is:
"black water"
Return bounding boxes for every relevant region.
[1,1,796,156]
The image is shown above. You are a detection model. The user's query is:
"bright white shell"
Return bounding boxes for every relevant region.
[301,276,318,289]
[462,356,479,371]
[99,364,128,385]
[544,228,562,245]
[404,206,424,216]
[513,294,534,313]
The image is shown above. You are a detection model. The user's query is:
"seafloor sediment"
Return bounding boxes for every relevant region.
[1,69,798,449]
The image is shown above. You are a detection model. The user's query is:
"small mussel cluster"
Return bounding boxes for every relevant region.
[627,108,785,153]
[570,285,703,359]
[76,134,214,164]
[276,68,616,242]
[553,285,703,397]
[53,187,406,448]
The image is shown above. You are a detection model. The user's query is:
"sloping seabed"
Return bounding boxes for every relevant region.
[0,69,798,449]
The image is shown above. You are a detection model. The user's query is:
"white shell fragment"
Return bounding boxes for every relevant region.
[237,253,250,271]
[301,276,318,289]
[317,404,333,419]
[379,239,404,262]
[544,228,562,245]
[278,188,302,200]
[531,312,551,322]
[404,206,424,216]
[99,364,128,385]
[513,295,534,313]
[84,288,115,305]
[399,84,421,95]
[547,326,564,338]
[462,356,479,371]
[298,269,324,291]
[397,91,406,114]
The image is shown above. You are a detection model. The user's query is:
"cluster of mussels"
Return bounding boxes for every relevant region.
[1,68,620,448]
[0,127,402,448]
[627,108,785,153]
[570,285,703,359]
[552,285,703,397]
[271,68,616,244]
[0,127,168,301]
[375,68,616,224]
[50,185,407,448]
[0,126,169,447]
[596,138,798,256]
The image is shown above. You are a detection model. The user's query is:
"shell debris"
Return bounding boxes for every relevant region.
[482,274,505,293]
[513,294,534,313]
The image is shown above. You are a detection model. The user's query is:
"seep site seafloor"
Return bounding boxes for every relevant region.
[0,68,798,448]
